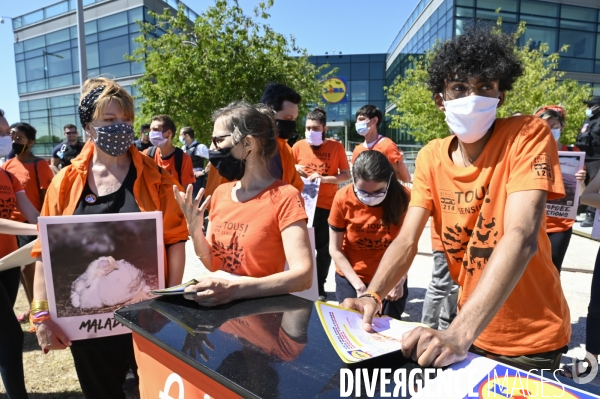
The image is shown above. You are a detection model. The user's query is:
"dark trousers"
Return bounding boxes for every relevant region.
[0,266,28,399]
[585,160,600,218]
[588,248,600,354]
[547,228,572,274]
[70,334,137,399]
[192,175,206,200]
[314,207,332,297]
[335,273,409,319]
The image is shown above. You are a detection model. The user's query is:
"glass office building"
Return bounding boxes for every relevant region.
[12,0,197,156]
[308,54,387,144]
[384,0,600,143]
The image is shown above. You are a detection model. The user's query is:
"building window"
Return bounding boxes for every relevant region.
[521,0,559,18]
[560,30,595,59]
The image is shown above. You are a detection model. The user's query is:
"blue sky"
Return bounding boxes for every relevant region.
[0,0,419,122]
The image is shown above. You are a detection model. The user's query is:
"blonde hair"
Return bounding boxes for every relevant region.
[80,77,134,126]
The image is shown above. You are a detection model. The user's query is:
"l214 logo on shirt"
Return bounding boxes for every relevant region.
[531,154,554,182]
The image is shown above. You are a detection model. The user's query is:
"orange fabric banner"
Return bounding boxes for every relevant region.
[132,332,243,399]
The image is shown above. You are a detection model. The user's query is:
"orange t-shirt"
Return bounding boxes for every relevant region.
[292,139,349,210]
[209,180,307,277]
[2,158,54,222]
[0,170,24,258]
[143,148,196,189]
[410,116,570,356]
[328,184,409,284]
[546,144,583,233]
[351,136,403,166]
[219,313,306,361]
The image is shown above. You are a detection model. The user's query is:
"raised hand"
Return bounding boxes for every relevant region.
[173,184,211,234]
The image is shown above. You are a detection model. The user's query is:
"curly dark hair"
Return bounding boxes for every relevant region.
[427,25,523,94]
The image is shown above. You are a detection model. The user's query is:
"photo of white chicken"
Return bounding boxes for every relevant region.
[70,256,152,310]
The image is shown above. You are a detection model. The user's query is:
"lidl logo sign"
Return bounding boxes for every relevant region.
[322,77,347,104]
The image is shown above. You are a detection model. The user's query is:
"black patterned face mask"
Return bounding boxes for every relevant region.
[91,123,134,157]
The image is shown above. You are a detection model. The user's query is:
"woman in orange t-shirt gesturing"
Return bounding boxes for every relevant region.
[175,101,313,305]
[328,151,410,318]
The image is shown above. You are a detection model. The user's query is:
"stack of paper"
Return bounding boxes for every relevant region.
[316,301,427,363]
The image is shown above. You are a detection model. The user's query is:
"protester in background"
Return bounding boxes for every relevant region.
[343,26,571,370]
[292,107,350,300]
[421,221,459,329]
[535,105,586,273]
[50,124,84,174]
[576,96,600,227]
[30,77,188,399]
[133,123,151,152]
[329,151,409,317]
[351,105,411,183]
[180,126,209,199]
[143,115,195,189]
[0,109,40,399]
[579,173,600,375]
[175,101,312,306]
[203,83,304,199]
[2,122,54,323]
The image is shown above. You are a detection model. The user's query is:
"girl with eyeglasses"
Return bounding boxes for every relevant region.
[328,150,410,318]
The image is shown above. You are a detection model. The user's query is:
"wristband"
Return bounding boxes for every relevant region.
[359,291,383,316]
[29,312,51,333]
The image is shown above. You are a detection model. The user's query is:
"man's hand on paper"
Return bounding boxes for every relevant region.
[385,275,406,301]
[400,326,469,368]
[184,277,238,306]
[575,169,586,182]
[341,296,379,332]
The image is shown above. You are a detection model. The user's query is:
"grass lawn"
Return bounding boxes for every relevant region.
[0,286,139,398]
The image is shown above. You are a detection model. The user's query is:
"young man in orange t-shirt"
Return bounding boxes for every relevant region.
[351,105,411,183]
[343,26,571,371]
[143,114,195,189]
[292,107,350,299]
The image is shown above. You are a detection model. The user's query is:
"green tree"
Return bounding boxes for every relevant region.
[129,0,333,144]
[386,21,592,144]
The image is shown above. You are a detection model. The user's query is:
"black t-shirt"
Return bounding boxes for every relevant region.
[74,162,140,215]
[52,141,84,168]
[134,139,151,152]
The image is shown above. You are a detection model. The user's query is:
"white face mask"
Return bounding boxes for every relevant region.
[442,94,499,143]
[355,120,370,136]
[353,174,392,207]
[551,128,561,141]
[306,130,323,146]
[0,136,11,157]
[149,131,168,147]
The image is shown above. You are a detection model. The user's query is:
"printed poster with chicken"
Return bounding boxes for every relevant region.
[38,212,164,340]
[546,151,585,220]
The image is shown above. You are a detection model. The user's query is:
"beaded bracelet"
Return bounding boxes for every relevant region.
[359,291,383,317]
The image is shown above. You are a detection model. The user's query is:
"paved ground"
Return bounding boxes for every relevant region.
[183,219,600,386]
